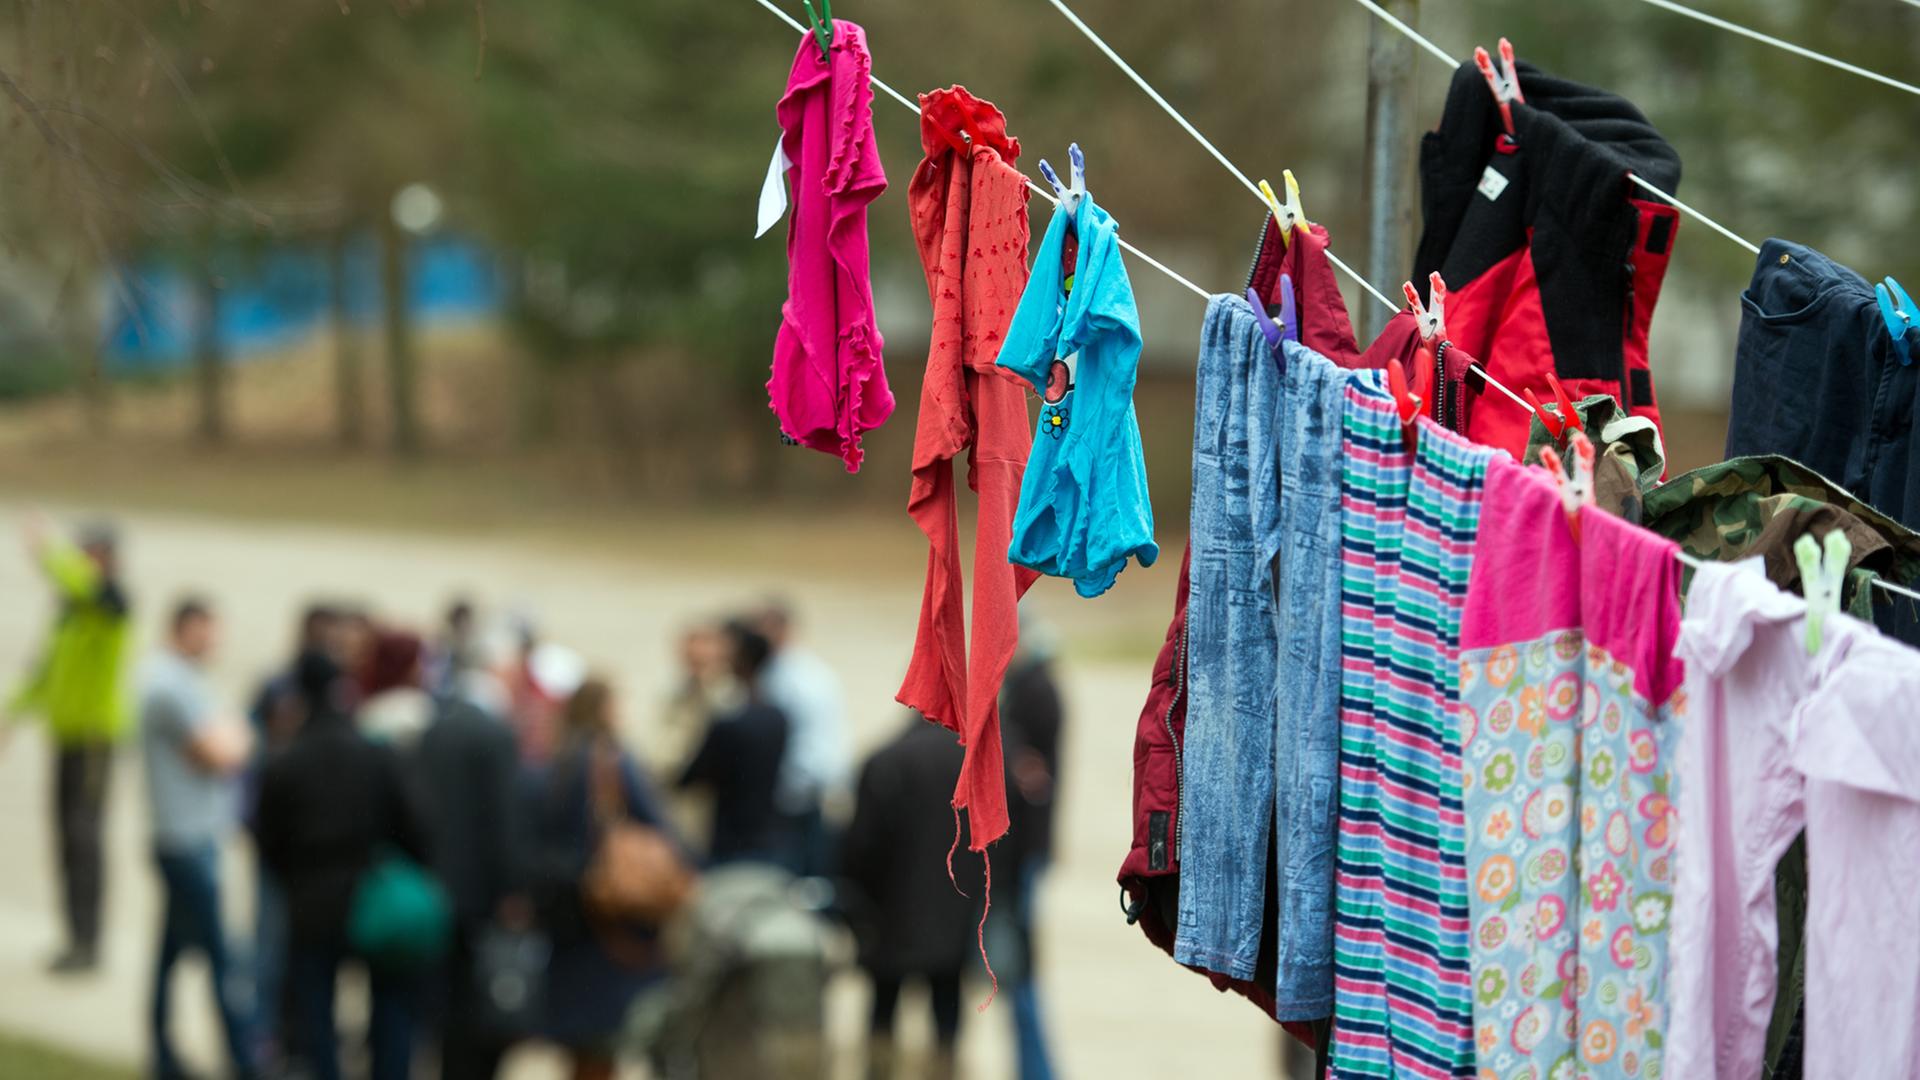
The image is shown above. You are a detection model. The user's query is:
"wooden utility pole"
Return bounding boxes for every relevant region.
[1362,0,1420,342]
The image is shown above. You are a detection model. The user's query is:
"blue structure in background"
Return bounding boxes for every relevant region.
[104,233,502,371]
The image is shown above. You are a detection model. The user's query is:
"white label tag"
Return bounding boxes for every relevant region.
[755,136,792,238]
[1477,165,1510,202]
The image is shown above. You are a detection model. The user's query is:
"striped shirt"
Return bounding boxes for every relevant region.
[1329,379,1493,1079]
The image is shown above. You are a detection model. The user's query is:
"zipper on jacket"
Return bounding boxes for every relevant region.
[1433,339,1453,432]
[1163,616,1190,865]
[1621,254,1637,409]
[1242,213,1275,296]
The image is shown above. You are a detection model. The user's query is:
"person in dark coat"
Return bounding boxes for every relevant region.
[252,652,429,1080]
[840,713,983,1080]
[998,616,1066,1080]
[411,695,530,1080]
[534,676,677,1080]
[677,620,790,866]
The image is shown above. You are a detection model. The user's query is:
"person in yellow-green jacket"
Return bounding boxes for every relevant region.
[8,512,133,974]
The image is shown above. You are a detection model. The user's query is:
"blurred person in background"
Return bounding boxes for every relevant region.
[535,676,679,1080]
[247,604,340,752]
[357,628,432,749]
[502,615,574,767]
[653,619,739,846]
[425,596,479,698]
[411,680,531,1080]
[997,613,1066,1080]
[254,651,430,1080]
[678,619,790,866]
[245,601,341,1067]
[755,599,850,876]
[334,607,378,706]
[840,711,981,1080]
[7,512,133,975]
[139,597,258,1080]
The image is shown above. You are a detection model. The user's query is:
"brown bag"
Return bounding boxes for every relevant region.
[581,744,696,926]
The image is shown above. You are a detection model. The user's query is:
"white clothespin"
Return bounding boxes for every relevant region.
[1257,170,1309,249]
[1038,143,1086,214]
[1403,271,1448,343]
[1793,530,1852,657]
[1537,429,1596,543]
[1474,37,1524,139]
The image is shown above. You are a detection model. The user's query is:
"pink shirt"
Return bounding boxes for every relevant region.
[1671,561,1920,1078]
[770,22,894,472]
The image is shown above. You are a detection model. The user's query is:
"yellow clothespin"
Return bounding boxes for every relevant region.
[1258,170,1309,249]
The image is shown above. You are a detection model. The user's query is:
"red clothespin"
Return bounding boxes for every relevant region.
[1537,429,1596,543]
[1522,372,1584,440]
[1474,37,1524,144]
[1386,357,1423,453]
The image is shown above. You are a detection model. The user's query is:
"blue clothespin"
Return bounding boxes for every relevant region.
[1038,143,1086,214]
[1875,276,1917,367]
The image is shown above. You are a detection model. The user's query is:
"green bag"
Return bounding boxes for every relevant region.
[348,852,452,971]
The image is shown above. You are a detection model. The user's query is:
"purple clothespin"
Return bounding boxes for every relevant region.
[1248,287,1283,349]
[1246,274,1300,373]
[1278,273,1298,345]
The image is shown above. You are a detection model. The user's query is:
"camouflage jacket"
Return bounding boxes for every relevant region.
[1526,398,1920,620]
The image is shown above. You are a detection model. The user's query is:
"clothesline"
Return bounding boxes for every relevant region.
[744,0,1920,609]
[749,0,1214,301]
[1628,0,1920,99]
[1337,0,1769,256]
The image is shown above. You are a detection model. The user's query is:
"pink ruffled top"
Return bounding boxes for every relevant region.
[769,21,894,472]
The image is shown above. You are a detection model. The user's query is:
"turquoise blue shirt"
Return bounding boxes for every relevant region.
[996,194,1158,597]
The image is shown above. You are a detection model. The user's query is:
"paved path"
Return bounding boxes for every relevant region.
[0,500,1290,1078]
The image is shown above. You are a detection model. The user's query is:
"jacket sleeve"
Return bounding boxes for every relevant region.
[678,720,726,790]
[838,752,891,898]
[382,746,432,865]
[252,754,290,876]
[38,539,101,604]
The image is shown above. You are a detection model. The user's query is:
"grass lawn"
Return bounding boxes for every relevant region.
[0,1030,133,1080]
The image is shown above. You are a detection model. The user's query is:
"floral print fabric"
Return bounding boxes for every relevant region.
[1460,632,1680,1080]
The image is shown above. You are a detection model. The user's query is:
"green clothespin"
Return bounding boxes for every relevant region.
[802,0,833,55]
[1793,530,1851,656]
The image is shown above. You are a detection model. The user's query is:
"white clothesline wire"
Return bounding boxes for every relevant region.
[1331,0,1766,259]
[1040,0,1918,608]
[1631,0,1920,99]
[1043,0,1400,315]
[745,0,1213,300]
[745,0,1920,610]
[1627,175,1761,256]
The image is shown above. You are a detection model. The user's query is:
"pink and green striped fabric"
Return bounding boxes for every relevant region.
[1329,379,1493,1079]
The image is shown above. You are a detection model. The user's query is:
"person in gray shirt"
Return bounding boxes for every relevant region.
[139,597,257,1079]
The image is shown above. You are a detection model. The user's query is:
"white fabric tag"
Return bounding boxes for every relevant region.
[1477,165,1510,202]
[755,137,792,239]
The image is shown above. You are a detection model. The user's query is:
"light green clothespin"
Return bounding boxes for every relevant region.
[1793,530,1851,656]
[802,0,833,56]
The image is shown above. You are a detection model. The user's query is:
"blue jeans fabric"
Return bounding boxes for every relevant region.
[1730,238,1920,527]
[1174,296,1284,980]
[152,843,254,1078]
[1728,238,1920,643]
[1269,342,1351,1020]
[289,944,417,1080]
[252,866,287,1055]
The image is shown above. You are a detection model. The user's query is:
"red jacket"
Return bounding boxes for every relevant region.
[1412,60,1682,458]
[896,87,1039,851]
